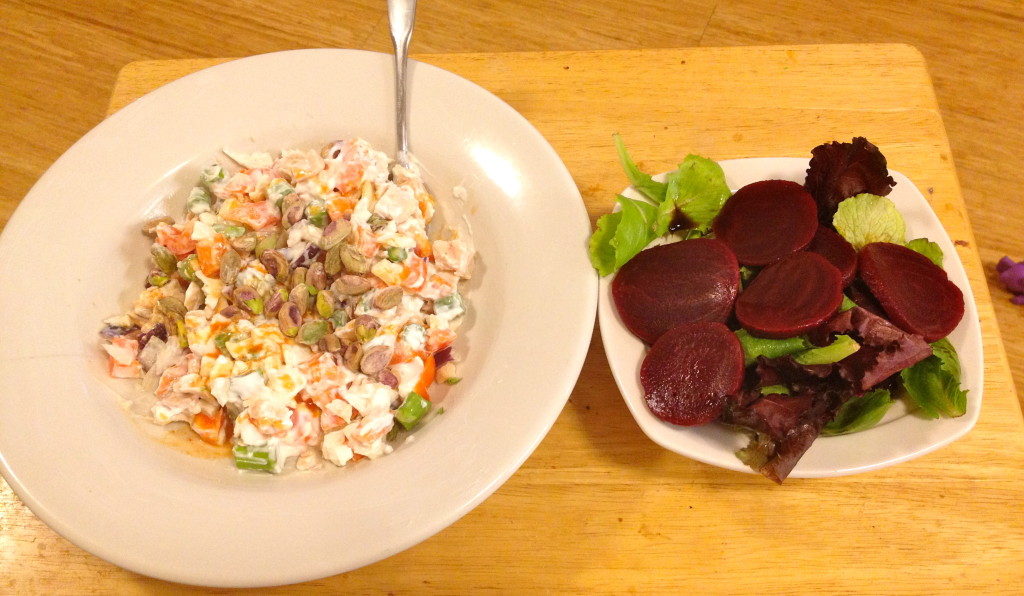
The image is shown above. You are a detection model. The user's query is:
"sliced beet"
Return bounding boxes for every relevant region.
[611,238,740,345]
[640,321,745,426]
[735,251,843,339]
[711,179,818,266]
[806,225,857,286]
[857,242,965,342]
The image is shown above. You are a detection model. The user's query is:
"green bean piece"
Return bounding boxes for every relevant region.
[232,444,277,472]
[395,391,431,431]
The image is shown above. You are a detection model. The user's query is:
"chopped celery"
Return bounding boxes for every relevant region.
[213,332,231,354]
[233,444,278,472]
[395,391,431,430]
[267,179,295,203]
[199,164,226,189]
[214,223,247,238]
[187,187,213,214]
[434,292,465,318]
[400,323,427,348]
[306,199,328,228]
[146,272,170,287]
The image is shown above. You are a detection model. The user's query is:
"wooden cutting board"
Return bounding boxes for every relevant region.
[4,45,1023,594]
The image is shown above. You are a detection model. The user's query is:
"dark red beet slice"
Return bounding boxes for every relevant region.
[735,251,843,339]
[857,242,965,342]
[711,179,818,266]
[611,238,740,345]
[640,321,745,426]
[806,225,857,286]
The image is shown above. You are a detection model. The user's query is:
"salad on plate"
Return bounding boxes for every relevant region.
[592,136,970,483]
[99,137,475,473]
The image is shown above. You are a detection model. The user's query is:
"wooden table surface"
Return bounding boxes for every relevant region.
[2,43,1023,593]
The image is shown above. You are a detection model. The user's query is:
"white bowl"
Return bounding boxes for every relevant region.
[0,49,597,587]
[599,157,983,478]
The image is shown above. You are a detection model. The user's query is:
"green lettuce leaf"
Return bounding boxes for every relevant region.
[900,338,968,418]
[793,335,860,365]
[611,195,657,271]
[759,384,790,395]
[666,155,732,229]
[907,237,944,266]
[613,134,666,203]
[822,389,893,435]
[833,193,907,250]
[588,195,662,276]
[652,193,677,238]
[735,329,811,366]
[588,211,622,276]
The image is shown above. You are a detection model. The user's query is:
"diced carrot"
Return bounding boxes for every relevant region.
[196,233,229,277]
[413,231,432,259]
[191,407,231,446]
[333,159,365,196]
[220,198,280,230]
[400,256,428,292]
[414,354,436,401]
[326,196,358,221]
[155,224,196,258]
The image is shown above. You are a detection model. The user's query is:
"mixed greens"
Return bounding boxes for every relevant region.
[594,135,969,472]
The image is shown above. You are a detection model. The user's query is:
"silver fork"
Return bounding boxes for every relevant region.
[387,0,418,170]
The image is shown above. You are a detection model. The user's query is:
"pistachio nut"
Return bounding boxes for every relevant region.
[371,285,403,311]
[219,248,242,285]
[359,344,393,375]
[331,274,373,296]
[306,261,327,291]
[150,244,178,275]
[277,302,302,337]
[297,320,330,345]
[339,245,369,274]
[317,219,352,250]
[260,249,291,283]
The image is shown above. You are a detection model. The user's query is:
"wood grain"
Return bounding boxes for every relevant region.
[2,44,1023,594]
